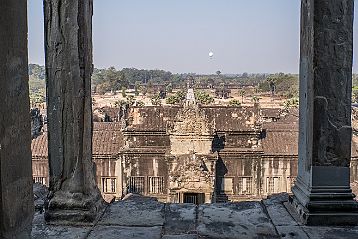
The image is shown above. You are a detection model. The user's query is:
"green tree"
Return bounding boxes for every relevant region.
[239,90,246,103]
[134,82,140,96]
[136,101,145,107]
[151,93,161,106]
[114,100,128,108]
[166,83,173,93]
[166,95,179,104]
[121,87,127,98]
[283,98,299,110]
[228,99,241,107]
[251,96,260,103]
[126,95,135,106]
[195,91,214,105]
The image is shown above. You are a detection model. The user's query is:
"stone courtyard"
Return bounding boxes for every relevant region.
[31,194,358,239]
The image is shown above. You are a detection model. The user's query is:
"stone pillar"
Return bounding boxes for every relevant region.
[290,0,358,225]
[44,0,105,223]
[0,0,34,238]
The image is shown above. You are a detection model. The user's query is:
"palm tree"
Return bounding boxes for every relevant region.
[251,96,260,103]
[240,90,246,103]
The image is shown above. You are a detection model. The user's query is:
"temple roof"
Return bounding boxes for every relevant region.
[31,122,124,157]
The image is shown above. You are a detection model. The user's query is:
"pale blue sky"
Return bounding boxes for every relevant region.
[28,0,358,74]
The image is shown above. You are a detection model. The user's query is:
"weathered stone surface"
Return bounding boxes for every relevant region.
[197,202,278,239]
[263,194,298,227]
[44,0,105,223]
[31,108,44,139]
[298,0,354,168]
[32,224,92,239]
[32,212,92,239]
[87,226,162,239]
[162,235,197,239]
[99,196,165,226]
[31,196,358,239]
[164,204,197,235]
[291,0,358,225]
[275,226,309,239]
[302,226,358,239]
[34,183,49,212]
[0,0,34,238]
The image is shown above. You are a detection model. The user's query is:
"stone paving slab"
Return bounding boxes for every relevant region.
[162,235,198,239]
[302,226,358,239]
[32,224,92,239]
[32,212,92,239]
[275,226,309,239]
[87,226,162,239]
[164,203,197,235]
[98,197,165,226]
[263,195,298,227]
[197,202,279,239]
[32,193,358,239]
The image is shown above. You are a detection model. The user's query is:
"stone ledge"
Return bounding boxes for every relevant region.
[32,194,358,239]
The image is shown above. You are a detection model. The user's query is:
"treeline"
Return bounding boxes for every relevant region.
[28,63,358,104]
[92,67,182,94]
[258,73,299,98]
[28,64,46,105]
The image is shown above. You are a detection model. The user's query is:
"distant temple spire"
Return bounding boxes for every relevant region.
[186,76,196,105]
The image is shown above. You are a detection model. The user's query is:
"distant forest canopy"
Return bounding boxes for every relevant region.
[28,64,358,104]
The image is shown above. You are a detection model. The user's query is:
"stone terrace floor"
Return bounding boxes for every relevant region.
[32,194,358,239]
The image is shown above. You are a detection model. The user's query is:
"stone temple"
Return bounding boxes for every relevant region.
[31,92,358,204]
[2,0,358,238]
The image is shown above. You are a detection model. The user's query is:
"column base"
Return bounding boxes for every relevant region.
[288,195,358,226]
[289,167,358,226]
[44,191,107,225]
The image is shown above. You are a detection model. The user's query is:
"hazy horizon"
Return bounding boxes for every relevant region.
[28,0,358,74]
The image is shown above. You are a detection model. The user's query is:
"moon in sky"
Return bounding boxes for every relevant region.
[209,52,214,58]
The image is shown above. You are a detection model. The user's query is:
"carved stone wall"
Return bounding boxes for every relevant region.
[168,104,214,155]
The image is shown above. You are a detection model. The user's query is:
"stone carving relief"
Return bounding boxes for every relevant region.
[313,97,351,167]
[168,104,213,136]
[168,154,215,191]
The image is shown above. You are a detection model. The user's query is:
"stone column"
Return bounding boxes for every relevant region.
[290,0,358,225]
[0,0,34,238]
[44,0,105,223]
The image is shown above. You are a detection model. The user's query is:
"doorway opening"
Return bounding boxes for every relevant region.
[183,193,205,205]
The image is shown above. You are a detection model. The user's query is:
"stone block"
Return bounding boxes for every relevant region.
[263,195,298,227]
[197,202,278,239]
[162,235,198,239]
[99,199,165,226]
[164,203,197,235]
[302,226,358,239]
[31,225,91,239]
[87,226,162,239]
[275,226,309,239]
